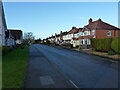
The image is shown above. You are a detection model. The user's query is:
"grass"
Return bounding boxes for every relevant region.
[2,45,29,88]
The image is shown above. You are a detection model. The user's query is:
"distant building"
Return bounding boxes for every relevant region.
[63,27,79,45]
[7,29,23,45]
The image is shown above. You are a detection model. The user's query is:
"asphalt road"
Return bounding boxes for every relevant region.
[25,44,120,88]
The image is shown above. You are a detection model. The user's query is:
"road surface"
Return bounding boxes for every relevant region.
[25,44,119,88]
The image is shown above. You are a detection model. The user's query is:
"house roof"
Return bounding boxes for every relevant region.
[56,34,60,37]
[68,27,79,34]
[51,35,55,38]
[78,28,83,32]
[7,29,22,40]
[61,31,68,36]
[84,19,120,30]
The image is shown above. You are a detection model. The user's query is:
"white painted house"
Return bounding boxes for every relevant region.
[0,1,7,45]
[63,27,79,46]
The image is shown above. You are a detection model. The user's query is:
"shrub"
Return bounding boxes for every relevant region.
[76,45,79,48]
[111,37,120,54]
[108,50,116,55]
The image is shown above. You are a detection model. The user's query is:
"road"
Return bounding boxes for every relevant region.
[25,44,119,88]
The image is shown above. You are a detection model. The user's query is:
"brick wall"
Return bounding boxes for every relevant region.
[96,29,120,39]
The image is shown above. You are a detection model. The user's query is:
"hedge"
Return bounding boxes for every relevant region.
[111,37,120,54]
[91,38,112,52]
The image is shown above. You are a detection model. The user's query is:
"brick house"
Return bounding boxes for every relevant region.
[80,18,120,48]
[46,18,120,48]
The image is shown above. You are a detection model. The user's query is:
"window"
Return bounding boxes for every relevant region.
[84,32,87,36]
[92,30,95,35]
[107,31,111,36]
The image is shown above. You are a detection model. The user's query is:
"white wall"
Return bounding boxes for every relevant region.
[0,2,7,46]
[6,38,15,46]
[63,34,73,41]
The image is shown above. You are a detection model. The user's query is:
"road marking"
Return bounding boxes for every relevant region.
[69,80,79,88]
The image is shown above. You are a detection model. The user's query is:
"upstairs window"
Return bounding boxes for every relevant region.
[84,32,87,36]
[107,31,111,36]
[92,30,95,35]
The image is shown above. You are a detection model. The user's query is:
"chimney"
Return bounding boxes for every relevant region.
[89,18,92,25]
[72,27,76,29]
[60,31,62,34]
[98,18,102,21]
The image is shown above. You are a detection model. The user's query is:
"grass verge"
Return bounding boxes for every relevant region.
[2,45,29,88]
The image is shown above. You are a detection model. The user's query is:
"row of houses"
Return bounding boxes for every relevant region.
[0,1,23,47]
[45,18,120,48]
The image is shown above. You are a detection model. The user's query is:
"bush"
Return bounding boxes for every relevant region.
[2,46,11,56]
[76,45,79,48]
[111,37,120,54]
[108,50,116,55]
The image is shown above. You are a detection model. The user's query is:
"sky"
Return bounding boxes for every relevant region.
[3,2,118,39]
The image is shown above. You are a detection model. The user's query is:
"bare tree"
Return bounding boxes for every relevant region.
[24,32,35,44]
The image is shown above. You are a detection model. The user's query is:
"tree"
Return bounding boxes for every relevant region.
[23,32,35,44]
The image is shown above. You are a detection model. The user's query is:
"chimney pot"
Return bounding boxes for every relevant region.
[98,18,102,21]
[89,18,92,25]
[60,31,62,34]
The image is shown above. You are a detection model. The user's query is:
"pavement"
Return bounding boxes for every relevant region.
[24,44,120,88]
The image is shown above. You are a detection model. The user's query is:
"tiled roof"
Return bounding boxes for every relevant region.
[68,27,79,34]
[78,28,83,32]
[61,31,68,36]
[85,19,120,30]
[56,34,60,37]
